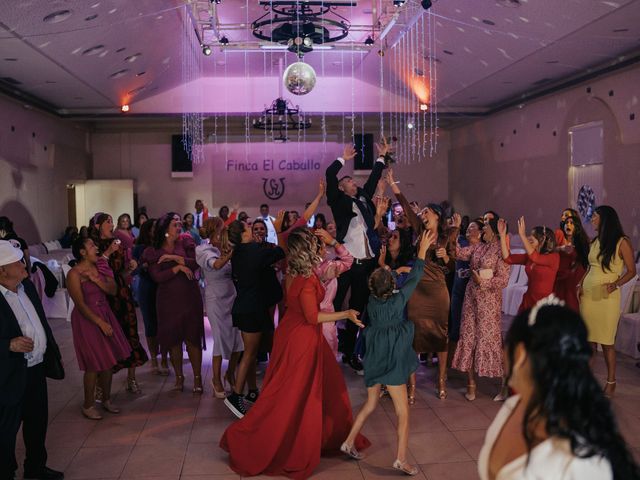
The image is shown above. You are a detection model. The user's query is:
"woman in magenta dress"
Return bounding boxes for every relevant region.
[67,237,131,420]
[499,216,560,313]
[142,213,205,393]
[220,227,369,480]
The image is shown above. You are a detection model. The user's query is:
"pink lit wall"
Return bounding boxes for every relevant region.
[449,64,640,247]
[0,95,90,244]
[91,132,449,221]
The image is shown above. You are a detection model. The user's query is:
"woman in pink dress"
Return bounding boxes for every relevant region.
[313,228,353,357]
[451,213,510,401]
[67,237,131,420]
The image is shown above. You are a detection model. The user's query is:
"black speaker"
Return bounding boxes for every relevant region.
[171,135,193,178]
[354,133,374,170]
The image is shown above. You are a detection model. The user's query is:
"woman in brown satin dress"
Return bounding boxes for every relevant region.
[386,170,456,399]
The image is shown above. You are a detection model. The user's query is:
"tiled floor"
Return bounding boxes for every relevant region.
[14,315,640,480]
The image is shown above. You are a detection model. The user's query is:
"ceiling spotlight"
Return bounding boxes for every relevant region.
[121,104,130,113]
[219,36,229,46]
[407,121,414,129]
[202,45,212,56]
[421,0,432,9]
[420,103,429,111]
[364,35,374,46]
[393,0,406,6]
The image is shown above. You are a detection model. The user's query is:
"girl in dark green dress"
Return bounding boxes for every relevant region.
[341,230,434,476]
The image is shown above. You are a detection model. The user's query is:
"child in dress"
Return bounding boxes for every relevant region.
[340,230,435,476]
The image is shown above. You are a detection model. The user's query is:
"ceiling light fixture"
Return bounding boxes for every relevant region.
[43,10,73,24]
[420,103,428,111]
[202,45,212,56]
[253,97,311,142]
[421,0,432,10]
[219,36,229,45]
[393,0,406,7]
[364,35,374,46]
[121,104,130,112]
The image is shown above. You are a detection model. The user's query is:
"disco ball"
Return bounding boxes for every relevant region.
[283,61,317,96]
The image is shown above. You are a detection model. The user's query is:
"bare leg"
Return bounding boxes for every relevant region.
[466,369,477,401]
[212,355,224,391]
[146,336,158,370]
[602,344,617,396]
[83,372,98,409]
[437,350,448,398]
[447,341,458,368]
[186,341,203,390]
[344,385,381,447]
[234,332,261,395]
[169,345,184,389]
[387,385,412,464]
[589,342,598,368]
[228,351,241,380]
[97,370,113,402]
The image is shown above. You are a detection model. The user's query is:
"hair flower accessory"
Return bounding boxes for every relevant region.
[528,294,565,326]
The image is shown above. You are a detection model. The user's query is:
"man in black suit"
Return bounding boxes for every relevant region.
[326,139,390,374]
[0,240,64,480]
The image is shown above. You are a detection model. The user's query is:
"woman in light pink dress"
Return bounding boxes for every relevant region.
[313,228,353,357]
[451,213,510,401]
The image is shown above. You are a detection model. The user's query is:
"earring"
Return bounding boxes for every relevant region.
[165,233,169,238]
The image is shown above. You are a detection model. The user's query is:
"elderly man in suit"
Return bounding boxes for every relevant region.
[325,138,391,374]
[0,240,64,480]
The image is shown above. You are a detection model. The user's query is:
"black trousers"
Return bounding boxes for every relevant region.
[333,259,376,357]
[0,363,48,480]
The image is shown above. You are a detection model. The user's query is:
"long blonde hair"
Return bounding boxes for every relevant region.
[287,227,322,277]
[202,217,230,253]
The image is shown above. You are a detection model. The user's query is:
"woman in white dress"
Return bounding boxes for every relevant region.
[196,217,243,398]
[478,296,638,480]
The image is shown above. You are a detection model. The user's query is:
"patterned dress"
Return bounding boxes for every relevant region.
[452,241,510,378]
[97,241,148,371]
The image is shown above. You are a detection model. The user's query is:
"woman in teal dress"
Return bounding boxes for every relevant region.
[341,230,434,477]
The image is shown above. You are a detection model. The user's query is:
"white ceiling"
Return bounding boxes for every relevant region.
[0,0,639,115]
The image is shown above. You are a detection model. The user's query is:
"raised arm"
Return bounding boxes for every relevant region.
[303,179,325,221]
[362,137,390,198]
[386,168,422,234]
[497,218,513,261]
[325,144,355,205]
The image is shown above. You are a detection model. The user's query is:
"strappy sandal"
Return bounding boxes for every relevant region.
[340,442,364,460]
[392,459,419,476]
[465,383,477,402]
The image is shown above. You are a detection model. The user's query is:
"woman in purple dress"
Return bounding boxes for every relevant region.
[67,237,131,420]
[91,213,148,394]
[143,213,205,393]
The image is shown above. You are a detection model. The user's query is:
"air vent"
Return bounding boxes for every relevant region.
[1,77,22,85]
[496,0,521,7]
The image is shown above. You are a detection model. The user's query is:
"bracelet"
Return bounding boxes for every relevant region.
[392,181,400,184]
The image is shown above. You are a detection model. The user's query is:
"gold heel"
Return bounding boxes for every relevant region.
[173,374,185,392]
[604,380,616,398]
[436,377,447,400]
[407,384,416,405]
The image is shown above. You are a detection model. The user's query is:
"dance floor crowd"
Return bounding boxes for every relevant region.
[1,139,639,480]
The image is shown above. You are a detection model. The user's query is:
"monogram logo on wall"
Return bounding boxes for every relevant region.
[262,177,286,200]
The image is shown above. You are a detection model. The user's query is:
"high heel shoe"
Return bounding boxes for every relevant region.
[340,442,363,460]
[173,375,185,392]
[102,400,121,414]
[82,406,103,420]
[604,380,616,398]
[211,378,226,399]
[392,459,419,476]
[126,377,142,394]
[193,375,204,395]
[436,377,447,399]
[493,384,509,402]
[465,384,477,402]
[407,384,416,405]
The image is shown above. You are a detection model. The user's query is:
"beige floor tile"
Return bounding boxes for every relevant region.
[432,405,492,431]
[137,414,194,447]
[408,431,472,464]
[64,445,133,479]
[421,461,480,480]
[452,430,486,461]
[190,417,233,444]
[121,444,186,477]
[182,442,236,475]
[83,418,147,447]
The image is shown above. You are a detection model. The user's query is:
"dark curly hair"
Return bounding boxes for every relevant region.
[153,212,179,249]
[562,215,590,270]
[594,205,626,272]
[505,305,639,479]
[368,267,396,300]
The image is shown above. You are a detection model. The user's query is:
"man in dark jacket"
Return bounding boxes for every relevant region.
[325,139,390,373]
[0,240,64,480]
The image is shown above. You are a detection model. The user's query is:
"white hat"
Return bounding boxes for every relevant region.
[0,239,24,266]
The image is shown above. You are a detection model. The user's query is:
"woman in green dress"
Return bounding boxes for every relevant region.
[341,230,435,476]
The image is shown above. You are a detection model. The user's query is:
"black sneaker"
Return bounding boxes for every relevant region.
[224,393,246,419]
[244,389,259,405]
[349,356,364,376]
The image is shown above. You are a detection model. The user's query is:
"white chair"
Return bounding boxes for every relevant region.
[615,275,640,359]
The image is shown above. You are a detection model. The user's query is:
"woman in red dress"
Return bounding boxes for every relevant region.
[220,227,370,479]
[498,216,560,313]
[553,214,589,312]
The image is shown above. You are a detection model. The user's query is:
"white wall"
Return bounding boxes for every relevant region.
[0,95,90,243]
